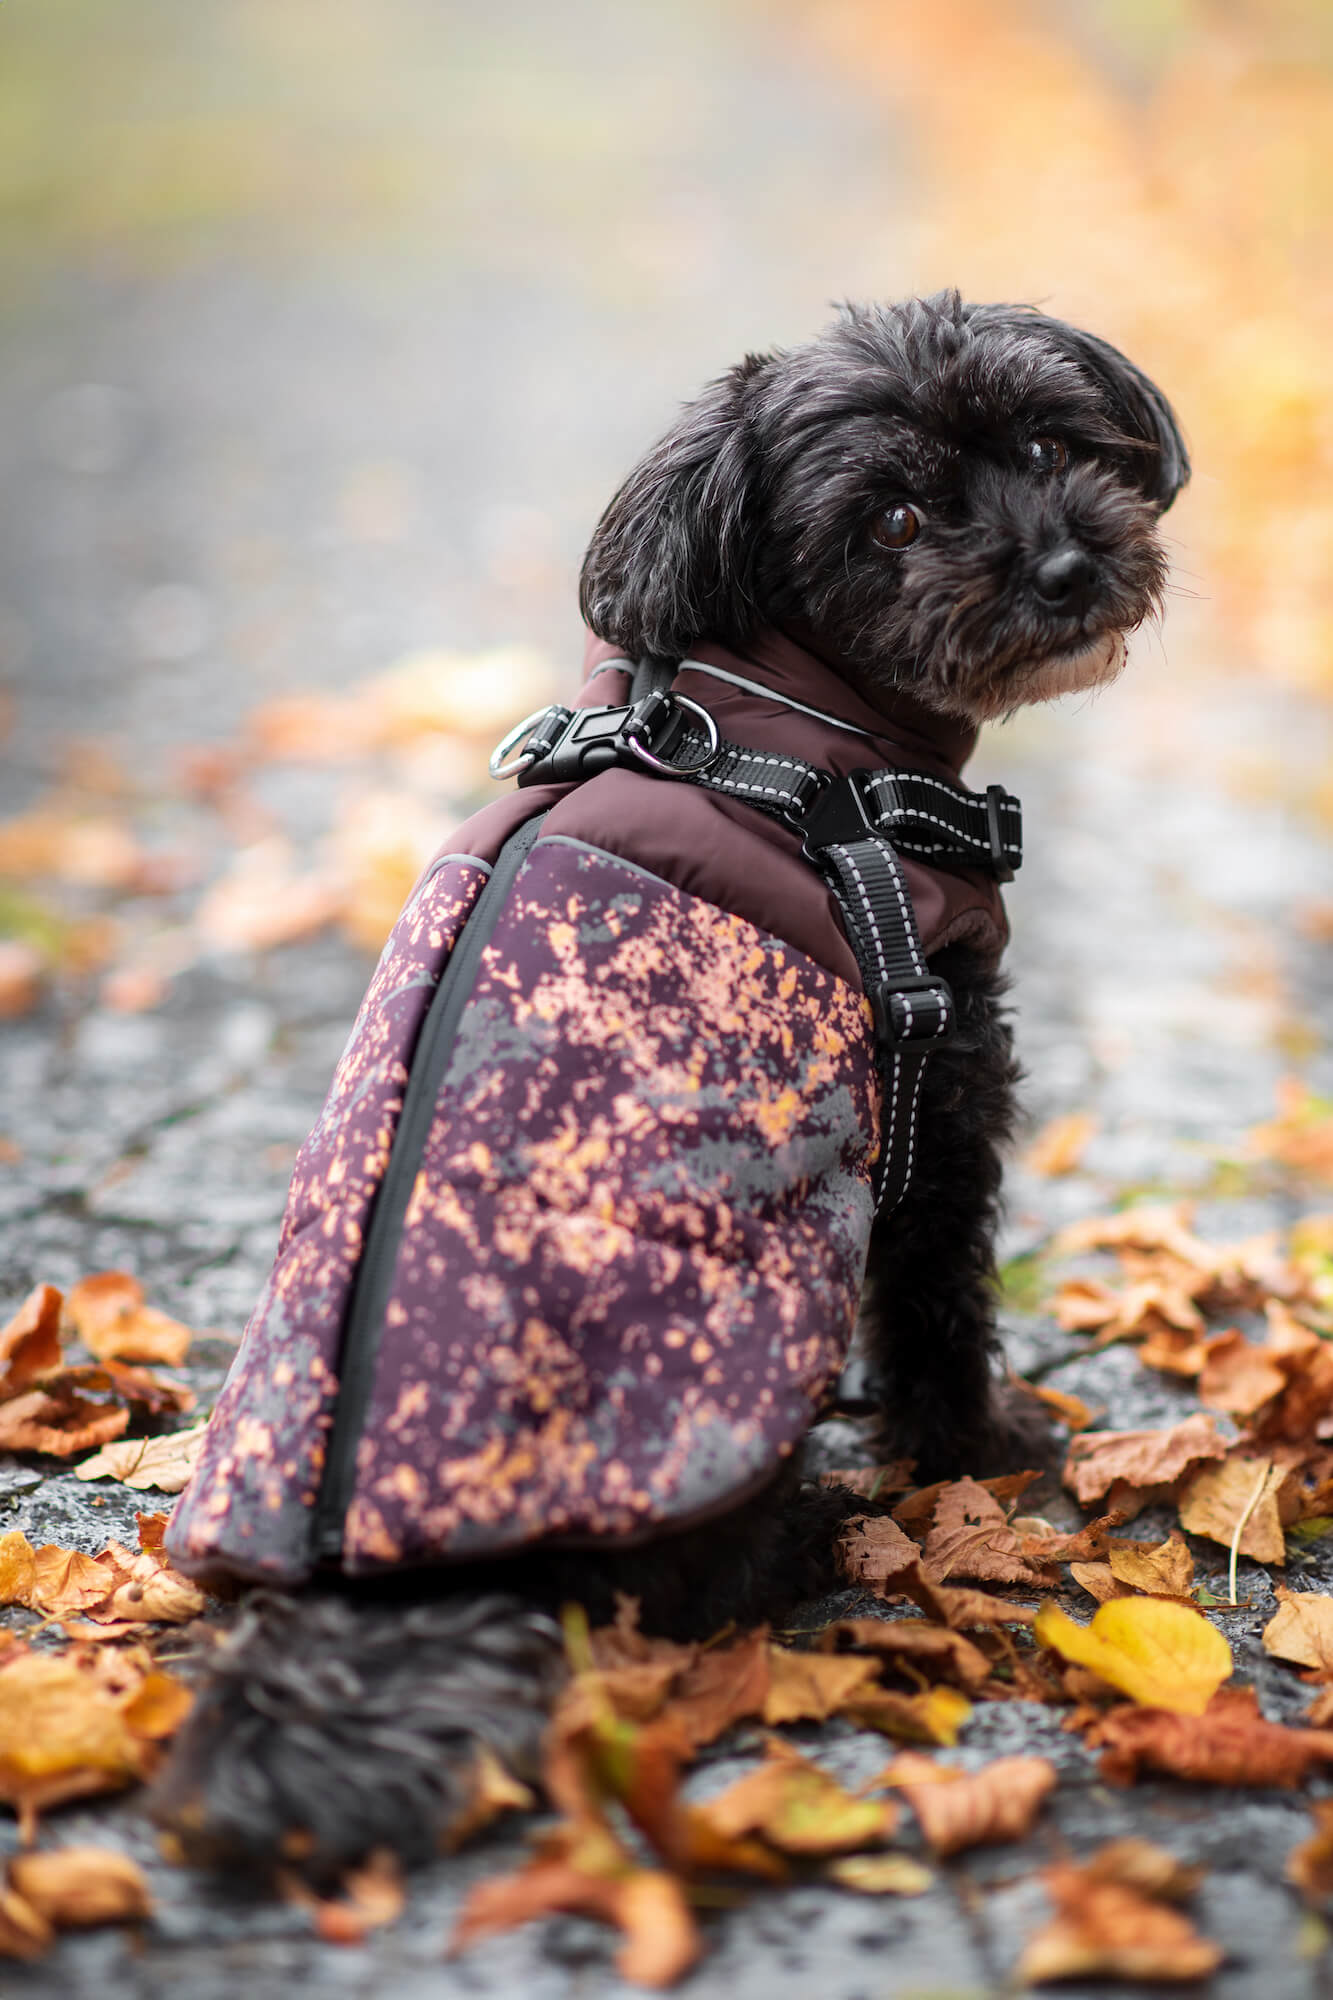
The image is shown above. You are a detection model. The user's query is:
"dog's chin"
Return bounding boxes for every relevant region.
[936,630,1130,725]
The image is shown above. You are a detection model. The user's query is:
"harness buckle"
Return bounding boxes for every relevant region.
[790,769,875,855]
[490,692,722,789]
[869,973,956,1049]
[986,784,1017,883]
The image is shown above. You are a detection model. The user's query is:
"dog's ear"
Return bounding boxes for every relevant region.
[579,359,768,660]
[1040,321,1190,512]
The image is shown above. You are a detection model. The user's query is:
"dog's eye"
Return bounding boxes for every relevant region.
[873,503,923,550]
[1026,436,1068,474]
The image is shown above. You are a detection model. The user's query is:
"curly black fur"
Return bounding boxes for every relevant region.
[154,293,1185,1886]
[580,290,1187,719]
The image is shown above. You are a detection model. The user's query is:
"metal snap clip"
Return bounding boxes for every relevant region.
[488,707,557,781]
[624,693,720,777]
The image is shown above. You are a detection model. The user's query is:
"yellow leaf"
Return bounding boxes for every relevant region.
[1033,1599,1232,1715]
[826,1853,933,1896]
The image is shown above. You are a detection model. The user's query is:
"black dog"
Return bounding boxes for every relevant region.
[154,291,1186,1884]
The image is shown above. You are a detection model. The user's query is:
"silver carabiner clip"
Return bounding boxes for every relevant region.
[624,693,719,777]
[488,707,553,781]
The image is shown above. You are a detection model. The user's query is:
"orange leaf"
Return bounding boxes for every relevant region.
[280,1848,404,1945]
[1287,1801,1333,1909]
[1106,1532,1196,1598]
[65,1273,193,1369]
[0,1389,129,1459]
[695,1740,897,1856]
[1089,1687,1333,1786]
[1262,1587,1333,1677]
[1063,1412,1228,1509]
[0,1286,64,1398]
[819,1618,993,1691]
[1197,1329,1287,1417]
[1033,1599,1232,1714]
[75,1421,208,1494]
[0,1648,190,1839]
[1024,1111,1097,1176]
[839,1686,973,1746]
[8,1847,151,1928]
[891,1753,1056,1855]
[1018,1849,1220,1985]
[919,1477,1055,1588]
[761,1646,880,1724]
[0,1884,51,1960]
[1177,1455,1286,1564]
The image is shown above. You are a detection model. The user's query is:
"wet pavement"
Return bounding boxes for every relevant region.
[4,4,1333,1994]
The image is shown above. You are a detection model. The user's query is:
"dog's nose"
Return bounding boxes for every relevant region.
[1032,543,1097,615]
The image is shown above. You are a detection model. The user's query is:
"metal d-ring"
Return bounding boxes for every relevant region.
[624,693,719,777]
[488,706,552,781]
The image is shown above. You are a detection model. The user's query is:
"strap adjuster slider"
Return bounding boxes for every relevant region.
[870,973,956,1049]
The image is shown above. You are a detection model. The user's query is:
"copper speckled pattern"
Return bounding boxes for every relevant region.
[167,855,490,1579]
[341,836,879,1571]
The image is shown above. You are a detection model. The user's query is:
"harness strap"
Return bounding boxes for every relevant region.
[489,683,1021,1212]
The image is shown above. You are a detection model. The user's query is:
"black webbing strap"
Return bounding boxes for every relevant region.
[495,689,1021,1211]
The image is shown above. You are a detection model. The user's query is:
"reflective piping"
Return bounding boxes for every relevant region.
[585,654,879,742]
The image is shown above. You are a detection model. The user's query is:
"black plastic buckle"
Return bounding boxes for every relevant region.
[515,696,687,788]
[870,973,956,1049]
[791,768,874,854]
[985,784,1018,883]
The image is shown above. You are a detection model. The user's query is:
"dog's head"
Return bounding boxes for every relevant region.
[579,291,1188,722]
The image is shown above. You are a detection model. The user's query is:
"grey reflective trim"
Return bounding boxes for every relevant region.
[677,659,878,740]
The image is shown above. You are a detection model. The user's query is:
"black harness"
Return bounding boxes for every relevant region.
[489,661,1021,1214]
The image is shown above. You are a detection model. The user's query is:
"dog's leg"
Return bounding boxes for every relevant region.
[857,942,1032,1478]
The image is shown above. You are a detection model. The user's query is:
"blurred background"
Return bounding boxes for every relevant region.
[1,0,1331,1211]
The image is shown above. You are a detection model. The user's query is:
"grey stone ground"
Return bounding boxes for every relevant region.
[4,4,1333,1994]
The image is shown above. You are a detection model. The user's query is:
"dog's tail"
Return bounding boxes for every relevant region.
[150,1589,566,1887]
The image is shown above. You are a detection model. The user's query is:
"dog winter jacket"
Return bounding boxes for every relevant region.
[167,631,1011,1584]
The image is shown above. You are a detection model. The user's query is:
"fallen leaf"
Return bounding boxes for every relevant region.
[836,1513,921,1591]
[65,1273,193,1368]
[0,1884,51,1960]
[1033,1599,1232,1714]
[1025,1111,1097,1176]
[695,1741,897,1856]
[8,1848,150,1927]
[1082,1838,1203,1901]
[76,1421,209,1493]
[663,1630,771,1749]
[818,1461,916,1500]
[761,1647,880,1724]
[1106,1532,1196,1598]
[919,1477,1055,1588]
[820,1617,993,1691]
[0,1286,64,1398]
[1070,1561,1134,1605]
[1063,1413,1229,1509]
[1287,1801,1333,1909]
[1025,1383,1098,1432]
[0,1389,129,1459]
[892,1470,1040,1539]
[1089,1687,1333,1786]
[826,1853,932,1895]
[889,1752,1056,1855]
[839,1685,973,1745]
[1177,1455,1287,1565]
[450,1820,701,1990]
[280,1848,404,1945]
[1017,1848,1221,1985]
[1248,1078,1333,1181]
[0,1529,205,1626]
[1197,1329,1287,1417]
[443,1747,536,1853]
[1262,1588,1333,1677]
[0,1647,191,1839]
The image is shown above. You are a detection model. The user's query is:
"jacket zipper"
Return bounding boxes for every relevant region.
[313,809,549,1560]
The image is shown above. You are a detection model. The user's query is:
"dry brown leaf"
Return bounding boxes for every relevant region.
[1034,1599,1232,1715]
[1063,1412,1229,1509]
[662,1630,771,1749]
[892,1470,1040,1538]
[891,1753,1056,1855]
[695,1740,897,1856]
[1106,1532,1196,1598]
[1287,1801,1333,1909]
[0,1647,191,1839]
[825,1853,932,1896]
[839,1685,973,1745]
[8,1848,150,1927]
[1017,1850,1221,1985]
[818,1461,915,1500]
[75,1420,209,1493]
[1197,1329,1287,1417]
[65,1273,193,1368]
[280,1848,405,1946]
[1248,1078,1333,1181]
[1025,1111,1098,1176]
[0,1529,205,1626]
[0,1286,64,1398]
[1013,1512,1124,1567]
[0,1386,129,1459]
[1177,1455,1286,1565]
[820,1617,993,1691]
[1053,1202,1219,1267]
[443,1747,536,1854]
[761,1647,880,1725]
[1089,1687,1333,1787]
[1025,1383,1098,1431]
[1137,1324,1210,1378]
[1070,1561,1134,1605]
[919,1477,1055,1588]
[0,1884,51,1960]
[836,1513,921,1592]
[1262,1588,1333,1677]
[451,1823,701,1990]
